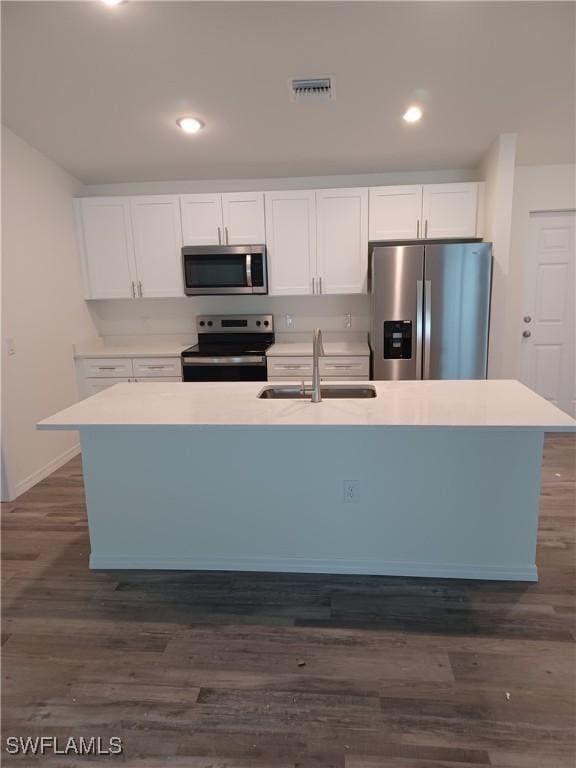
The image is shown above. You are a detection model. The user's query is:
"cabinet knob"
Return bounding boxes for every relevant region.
[522,330,531,338]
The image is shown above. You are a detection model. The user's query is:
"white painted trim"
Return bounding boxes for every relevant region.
[89,554,538,582]
[11,444,80,500]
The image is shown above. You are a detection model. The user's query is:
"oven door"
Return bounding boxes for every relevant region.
[182,246,266,295]
[182,355,268,382]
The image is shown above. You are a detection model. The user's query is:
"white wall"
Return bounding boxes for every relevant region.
[82,167,476,342]
[503,163,576,379]
[81,168,478,198]
[1,127,99,500]
[480,134,517,378]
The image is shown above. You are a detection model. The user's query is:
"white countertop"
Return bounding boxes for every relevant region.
[267,341,370,357]
[37,380,576,431]
[74,343,188,359]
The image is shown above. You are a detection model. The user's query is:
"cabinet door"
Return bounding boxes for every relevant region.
[132,357,182,378]
[316,188,369,294]
[180,194,223,245]
[83,377,132,398]
[265,191,316,295]
[76,198,135,299]
[130,196,184,298]
[222,192,266,244]
[369,186,422,240]
[422,183,479,239]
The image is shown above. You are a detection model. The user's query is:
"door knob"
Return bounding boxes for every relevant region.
[523,315,532,323]
[522,330,531,338]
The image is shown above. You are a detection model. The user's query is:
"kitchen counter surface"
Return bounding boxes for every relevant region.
[38,379,576,431]
[267,341,370,356]
[74,343,189,359]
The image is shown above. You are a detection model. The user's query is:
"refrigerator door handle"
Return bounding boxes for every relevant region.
[416,280,423,378]
[424,280,432,379]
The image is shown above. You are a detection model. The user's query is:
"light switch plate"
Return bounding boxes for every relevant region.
[285,314,294,328]
[344,314,352,329]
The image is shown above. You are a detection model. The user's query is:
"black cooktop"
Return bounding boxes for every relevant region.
[182,339,273,357]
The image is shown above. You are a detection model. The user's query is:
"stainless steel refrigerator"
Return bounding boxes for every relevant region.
[370,242,492,380]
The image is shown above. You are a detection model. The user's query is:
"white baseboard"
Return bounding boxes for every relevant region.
[11,443,81,500]
[89,554,538,582]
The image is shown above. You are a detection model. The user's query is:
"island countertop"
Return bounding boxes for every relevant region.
[37,380,576,431]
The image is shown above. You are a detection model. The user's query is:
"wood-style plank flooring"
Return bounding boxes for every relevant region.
[2,435,575,767]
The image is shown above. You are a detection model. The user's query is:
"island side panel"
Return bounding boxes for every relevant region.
[79,426,544,581]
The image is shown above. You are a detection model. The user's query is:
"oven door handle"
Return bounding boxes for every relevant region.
[245,254,253,288]
[182,356,266,365]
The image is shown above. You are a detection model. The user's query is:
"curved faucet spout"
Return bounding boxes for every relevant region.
[311,328,325,403]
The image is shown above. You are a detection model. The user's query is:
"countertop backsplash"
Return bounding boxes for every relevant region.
[86,294,372,340]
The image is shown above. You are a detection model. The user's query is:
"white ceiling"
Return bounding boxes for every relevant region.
[2,1,575,184]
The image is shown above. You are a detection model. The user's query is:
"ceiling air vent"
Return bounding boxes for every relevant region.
[290,77,334,103]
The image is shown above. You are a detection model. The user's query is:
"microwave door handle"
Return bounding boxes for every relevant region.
[245,254,253,288]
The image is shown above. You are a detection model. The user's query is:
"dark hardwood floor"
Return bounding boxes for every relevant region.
[2,434,575,767]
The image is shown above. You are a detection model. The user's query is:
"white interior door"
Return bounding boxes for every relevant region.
[521,211,575,415]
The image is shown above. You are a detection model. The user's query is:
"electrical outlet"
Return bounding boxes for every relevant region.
[343,480,360,503]
[344,313,352,329]
[285,314,294,328]
[5,337,16,356]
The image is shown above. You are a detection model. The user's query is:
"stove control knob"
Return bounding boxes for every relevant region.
[199,321,205,327]
[264,320,270,327]
[207,321,213,327]
[256,321,261,327]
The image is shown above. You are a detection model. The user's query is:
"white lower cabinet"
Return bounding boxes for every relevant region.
[267,354,369,381]
[83,377,131,397]
[80,357,182,399]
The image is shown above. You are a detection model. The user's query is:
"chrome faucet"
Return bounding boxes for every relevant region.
[311,327,325,403]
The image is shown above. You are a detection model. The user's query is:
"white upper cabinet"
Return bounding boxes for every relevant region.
[369,185,422,240]
[421,183,480,239]
[76,197,135,299]
[180,194,223,245]
[130,196,184,298]
[265,191,316,296]
[368,182,482,241]
[222,192,266,244]
[180,192,265,245]
[316,188,369,294]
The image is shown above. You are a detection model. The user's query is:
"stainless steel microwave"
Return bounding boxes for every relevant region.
[182,245,268,295]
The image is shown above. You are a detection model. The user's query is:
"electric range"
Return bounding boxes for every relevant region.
[181,315,274,382]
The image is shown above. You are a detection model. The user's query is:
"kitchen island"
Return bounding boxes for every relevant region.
[38,380,575,581]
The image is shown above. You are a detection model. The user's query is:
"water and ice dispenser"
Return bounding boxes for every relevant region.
[383,320,412,359]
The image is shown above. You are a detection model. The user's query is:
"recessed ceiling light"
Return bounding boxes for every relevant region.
[403,105,423,123]
[176,117,204,135]
[101,0,125,6]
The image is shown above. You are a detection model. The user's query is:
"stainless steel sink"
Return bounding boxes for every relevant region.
[258,384,377,400]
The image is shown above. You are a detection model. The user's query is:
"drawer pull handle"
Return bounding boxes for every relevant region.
[277,365,309,370]
[97,366,118,370]
[143,366,167,370]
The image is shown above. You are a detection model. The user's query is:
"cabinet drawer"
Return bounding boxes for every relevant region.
[83,377,132,398]
[82,358,133,378]
[320,357,369,376]
[267,357,313,377]
[134,377,182,383]
[132,357,182,378]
